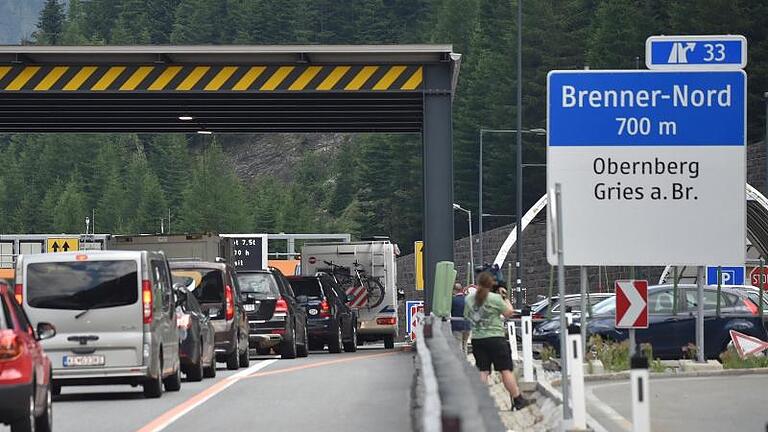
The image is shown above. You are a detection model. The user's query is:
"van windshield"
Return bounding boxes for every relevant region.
[27,260,138,310]
[171,268,223,303]
[290,279,323,299]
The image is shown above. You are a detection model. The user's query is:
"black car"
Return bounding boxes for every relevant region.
[173,284,217,381]
[287,274,357,353]
[533,284,768,359]
[237,268,309,359]
[170,262,250,370]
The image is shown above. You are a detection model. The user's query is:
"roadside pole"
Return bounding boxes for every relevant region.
[507,321,520,361]
[628,267,636,356]
[580,267,588,353]
[696,266,705,363]
[567,326,586,431]
[630,355,650,432]
[521,314,534,382]
[555,183,572,422]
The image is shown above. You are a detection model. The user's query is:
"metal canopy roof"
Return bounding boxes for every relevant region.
[0,45,460,133]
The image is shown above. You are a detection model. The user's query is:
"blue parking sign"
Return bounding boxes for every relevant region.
[706,266,745,285]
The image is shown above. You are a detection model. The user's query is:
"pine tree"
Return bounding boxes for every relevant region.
[33,0,65,44]
[53,176,88,233]
[111,0,152,44]
[134,171,168,233]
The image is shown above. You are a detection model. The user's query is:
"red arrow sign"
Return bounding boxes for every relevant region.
[730,330,768,359]
[615,280,648,329]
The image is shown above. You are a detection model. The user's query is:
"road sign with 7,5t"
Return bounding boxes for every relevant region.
[546,70,746,266]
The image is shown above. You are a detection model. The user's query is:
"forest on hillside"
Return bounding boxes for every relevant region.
[3,0,768,254]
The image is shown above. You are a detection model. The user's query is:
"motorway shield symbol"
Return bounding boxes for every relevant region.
[615,280,648,329]
[729,330,768,359]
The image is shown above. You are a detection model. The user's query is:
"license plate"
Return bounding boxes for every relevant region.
[244,304,256,312]
[63,355,105,367]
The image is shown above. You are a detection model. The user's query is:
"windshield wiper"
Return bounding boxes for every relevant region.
[75,309,91,319]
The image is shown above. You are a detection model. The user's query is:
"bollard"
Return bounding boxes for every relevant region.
[565,311,573,327]
[507,321,520,361]
[521,315,534,383]
[566,326,586,430]
[630,355,650,432]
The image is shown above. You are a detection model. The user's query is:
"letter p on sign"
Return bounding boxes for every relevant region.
[615,280,649,329]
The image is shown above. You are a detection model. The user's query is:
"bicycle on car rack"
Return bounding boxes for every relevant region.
[318,260,386,309]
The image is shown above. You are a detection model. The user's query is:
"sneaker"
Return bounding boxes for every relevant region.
[512,396,534,411]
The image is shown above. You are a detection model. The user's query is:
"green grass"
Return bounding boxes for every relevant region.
[719,347,768,369]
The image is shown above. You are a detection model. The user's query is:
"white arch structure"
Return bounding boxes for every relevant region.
[493,183,768,269]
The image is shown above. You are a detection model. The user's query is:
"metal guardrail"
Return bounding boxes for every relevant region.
[414,313,506,432]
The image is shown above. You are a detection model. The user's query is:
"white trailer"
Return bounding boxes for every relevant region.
[301,240,400,348]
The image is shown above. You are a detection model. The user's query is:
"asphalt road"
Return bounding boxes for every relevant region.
[587,374,768,432]
[1,345,413,432]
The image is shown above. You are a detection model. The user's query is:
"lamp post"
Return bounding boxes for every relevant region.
[453,203,475,284]
[478,127,545,306]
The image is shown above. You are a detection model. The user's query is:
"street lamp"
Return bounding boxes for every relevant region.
[453,203,476,284]
[478,127,545,306]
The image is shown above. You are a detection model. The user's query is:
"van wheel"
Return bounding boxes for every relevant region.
[384,335,395,349]
[163,365,181,392]
[203,353,217,378]
[143,357,163,398]
[226,339,240,370]
[343,323,358,353]
[186,346,204,382]
[11,389,34,432]
[35,380,53,432]
[280,327,297,359]
[239,343,250,367]
[328,321,343,354]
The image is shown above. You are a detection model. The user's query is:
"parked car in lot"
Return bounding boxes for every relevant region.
[173,283,216,380]
[510,293,614,335]
[17,250,182,398]
[0,281,55,432]
[287,274,357,353]
[170,261,249,370]
[237,268,308,359]
[533,284,768,359]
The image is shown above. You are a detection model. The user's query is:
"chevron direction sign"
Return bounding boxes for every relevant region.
[615,280,649,329]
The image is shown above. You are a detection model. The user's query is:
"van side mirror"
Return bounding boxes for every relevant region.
[36,322,56,341]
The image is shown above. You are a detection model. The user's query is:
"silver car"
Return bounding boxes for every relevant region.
[17,250,181,398]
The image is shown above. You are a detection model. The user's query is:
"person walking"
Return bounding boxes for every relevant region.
[465,272,532,411]
[451,283,470,353]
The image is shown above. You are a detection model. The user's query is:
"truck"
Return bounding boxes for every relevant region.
[300,239,401,348]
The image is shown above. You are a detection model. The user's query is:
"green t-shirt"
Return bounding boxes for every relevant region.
[464,292,508,339]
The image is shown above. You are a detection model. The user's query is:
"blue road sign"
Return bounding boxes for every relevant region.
[547,70,746,147]
[706,266,745,285]
[646,35,747,70]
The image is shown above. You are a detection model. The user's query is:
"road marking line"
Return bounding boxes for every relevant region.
[241,351,398,380]
[585,384,633,432]
[136,359,277,432]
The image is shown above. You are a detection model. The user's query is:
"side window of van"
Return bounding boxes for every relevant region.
[152,261,171,312]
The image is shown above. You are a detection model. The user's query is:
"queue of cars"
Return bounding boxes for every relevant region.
[0,249,370,431]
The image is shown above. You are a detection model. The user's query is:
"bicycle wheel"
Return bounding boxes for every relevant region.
[365,278,386,309]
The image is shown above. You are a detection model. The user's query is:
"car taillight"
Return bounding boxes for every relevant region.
[0,330,21,361]
[225,285,235,321]
[319,300,331,318]
[142,280,153,324]
[744,299,759,315]
[177,313,191,329]
[377,317,397,325]
[532,313,544,320]
[275,297,288,313]
[13,284,22,304]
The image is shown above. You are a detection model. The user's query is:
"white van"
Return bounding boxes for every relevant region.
[301,240,400,348]
[17,250,181,398]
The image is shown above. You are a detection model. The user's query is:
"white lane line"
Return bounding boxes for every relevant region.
[141,359,277,432]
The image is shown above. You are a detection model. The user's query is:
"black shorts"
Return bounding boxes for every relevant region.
[472,337,513,372]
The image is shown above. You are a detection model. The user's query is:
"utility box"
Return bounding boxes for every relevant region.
[109,233,220,262]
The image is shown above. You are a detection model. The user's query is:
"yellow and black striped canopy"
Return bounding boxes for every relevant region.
[0,64,423,93]
[0,45,458,133]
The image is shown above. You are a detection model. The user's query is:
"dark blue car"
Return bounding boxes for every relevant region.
[533,284,767,359]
